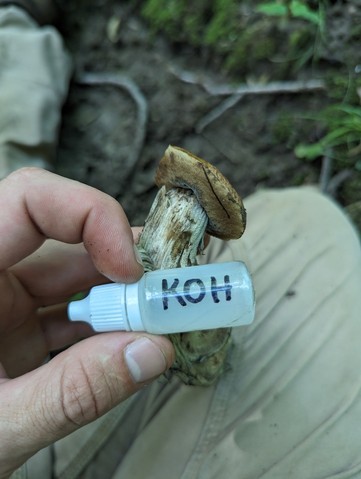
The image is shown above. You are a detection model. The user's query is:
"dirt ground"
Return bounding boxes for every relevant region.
[55,1,361,229]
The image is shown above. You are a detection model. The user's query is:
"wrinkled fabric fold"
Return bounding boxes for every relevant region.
[0,6,72,177]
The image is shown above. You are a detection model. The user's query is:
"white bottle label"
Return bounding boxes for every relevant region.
[141,262,254,334]
[161,274,232,310]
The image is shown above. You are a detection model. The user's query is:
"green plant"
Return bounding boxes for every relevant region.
[256,0,324,29]
[255,0,326,70]
[141,0,239,48]
[139,0,322,77]
[295,104,361,167]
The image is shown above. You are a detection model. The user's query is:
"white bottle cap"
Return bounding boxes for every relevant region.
[68,282,142,332]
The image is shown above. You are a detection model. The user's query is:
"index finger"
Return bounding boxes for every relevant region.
[0,168,143,282]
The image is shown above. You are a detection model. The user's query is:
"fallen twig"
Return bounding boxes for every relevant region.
[196,93,244,133]
[76,71,148,176]
[326,169,353,197]
[319,155,333,193]
[170,65,326,132]
[320,155,353,196]
[169,65,326,96]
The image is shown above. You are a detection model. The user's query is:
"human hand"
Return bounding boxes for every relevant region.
[0,168,174,478]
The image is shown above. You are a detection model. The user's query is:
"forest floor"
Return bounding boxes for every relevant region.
[55,0,361,230]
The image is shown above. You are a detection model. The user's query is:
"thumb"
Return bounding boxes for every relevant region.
[0,333,174,476]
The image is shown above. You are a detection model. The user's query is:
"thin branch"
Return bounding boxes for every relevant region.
[319,154,353,196]
[170,65,325,133]
[76,71,148,175]
[319,155,333,193]
[326,169,353,197]
[196,93,244,133]
[169,65,326,96]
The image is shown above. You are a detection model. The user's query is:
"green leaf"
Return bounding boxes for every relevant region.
[256,2,287,17]
[70,291,87,301]
[331,104,361,119]
[256,1,320,25]
[295,142,324,160]
[290,0,320,25]
[295,127,360,160]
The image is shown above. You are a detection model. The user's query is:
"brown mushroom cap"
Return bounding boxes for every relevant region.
[155,145,246,240]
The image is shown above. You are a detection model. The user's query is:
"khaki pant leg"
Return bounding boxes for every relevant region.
[3,6,71,478]
[110,187,361,479]
[0,6,72,177]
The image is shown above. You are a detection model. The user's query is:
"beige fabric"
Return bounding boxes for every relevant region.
[0,5,72,177]
[109,188,361,479]
[51,187,361,479]
[1,5,70,478]
[13,446,52,479]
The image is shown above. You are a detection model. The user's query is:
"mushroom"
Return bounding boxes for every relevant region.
[137,145,246,386]
[155,146,246,240]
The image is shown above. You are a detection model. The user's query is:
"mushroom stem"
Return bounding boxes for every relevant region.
[137,187,232,386]
[138,187,207,270]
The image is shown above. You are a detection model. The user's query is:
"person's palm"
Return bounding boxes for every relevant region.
[0,169,173,478]
[0,241,96,377]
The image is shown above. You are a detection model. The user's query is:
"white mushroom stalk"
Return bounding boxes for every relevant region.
[138,188,208,270]
[137,146,246,386]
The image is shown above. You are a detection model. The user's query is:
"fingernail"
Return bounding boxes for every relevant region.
[133,245,144,267]
[125,337,167,383]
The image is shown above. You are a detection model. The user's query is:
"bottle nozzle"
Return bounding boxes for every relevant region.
[68,295,90,323]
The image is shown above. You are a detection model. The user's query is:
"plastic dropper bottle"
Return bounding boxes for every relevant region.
[68,261,255,334]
